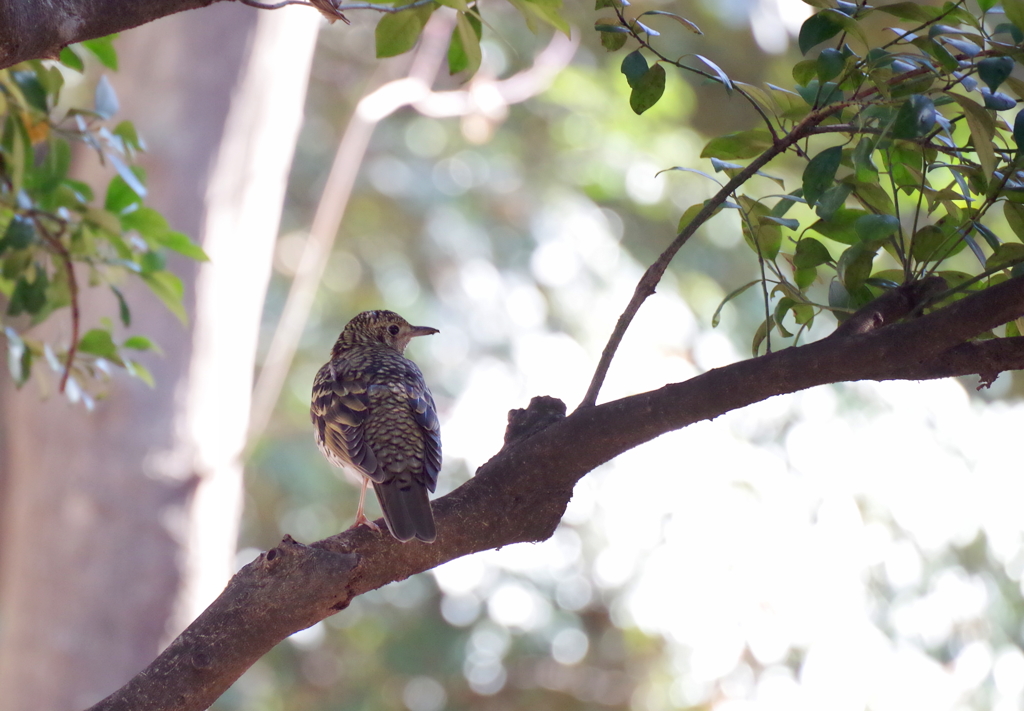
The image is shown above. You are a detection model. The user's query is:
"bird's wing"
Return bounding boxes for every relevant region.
[311,365,381,481]
[404,364,442,493]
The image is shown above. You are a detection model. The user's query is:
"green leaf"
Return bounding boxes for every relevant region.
[892,95,936,139]
[59,46,85,73]
[676,200,725,232]
[802,145,842,207]
[629,64,666,115]
[124,359,155,387]
[111,285,131,326]
[851,137,878,181]
[77,328,119,358]
[82,36,119,69]
[752,317,773,356]
[1004,201,1024,242]
[739,196,783,260]
[694,54,732,92]
[978,56,1014,92]
[701,128,773,160]
[816,48,845,82]
[105,173,144,214]
[978,0,998,10]
[113,121,144,153]
[910,225,949,262]
[876,2,943,22]
[1005,0,1024,32]
[509,0,570,34]
[837,242,877,291]
[973,222,1001,251]
[123,335,160,352]
[795,266,818,288]
[0,216,36,252]
[448,11,483,75]
[7,268,49,317]
[33,137,72,193]
[854,213,900,242]
[810,207,871,244]
[108,155,148,201]
[621,51,648,89]
[11,71,48,113]
[142,270,187,323]
[815,183,853,221]
[638,10,702,34]
[944,93,995,183]
[140,250,166,274]
[797,79,843,107]
[600,29,629,51]
[773,297,796,338]
[375,5,433,58]
[792,59,817,87]
[160,231,209,261]
[793,237,832,268]
[121,206,170,242]
[799,11,843,55]
[712,280,760,327]
[986,242,1024,269]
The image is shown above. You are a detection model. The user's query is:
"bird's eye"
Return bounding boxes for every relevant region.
[388,324,401,336]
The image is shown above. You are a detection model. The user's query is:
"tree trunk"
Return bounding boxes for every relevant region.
[0,5,317,708]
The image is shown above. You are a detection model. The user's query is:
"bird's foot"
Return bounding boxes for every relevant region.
[349,513,382,535]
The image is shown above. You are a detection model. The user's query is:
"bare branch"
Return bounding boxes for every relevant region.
[85,276,1024,711]
[578,101,846,410]
[31,215,79,394]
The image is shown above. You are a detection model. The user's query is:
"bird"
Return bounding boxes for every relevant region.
[311,310,441,542]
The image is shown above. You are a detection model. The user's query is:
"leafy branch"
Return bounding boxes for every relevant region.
[0,44,207,403]
[583,0,1024,406]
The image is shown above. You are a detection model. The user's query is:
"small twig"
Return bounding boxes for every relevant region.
[31,215,79,394]
[238,0,306,8]
[577,102,847,410]
[615,5,780,143]
[239,0,434,18]
[332,0,434,13]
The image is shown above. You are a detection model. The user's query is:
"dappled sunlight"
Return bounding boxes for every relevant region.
[237,1,1024,708]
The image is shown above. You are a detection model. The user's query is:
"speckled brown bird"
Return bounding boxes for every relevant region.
[311,310,441,542]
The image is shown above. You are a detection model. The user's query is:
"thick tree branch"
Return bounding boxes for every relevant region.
[0,0,221,69]
[85,275,1024,711]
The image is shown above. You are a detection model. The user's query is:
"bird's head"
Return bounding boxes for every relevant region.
[334,310,439,355]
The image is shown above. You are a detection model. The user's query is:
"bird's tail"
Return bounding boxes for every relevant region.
[374,476,436,543]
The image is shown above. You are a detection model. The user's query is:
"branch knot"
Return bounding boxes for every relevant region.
[504,396,566,445]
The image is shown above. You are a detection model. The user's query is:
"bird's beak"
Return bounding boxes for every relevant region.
[410,325,439,338]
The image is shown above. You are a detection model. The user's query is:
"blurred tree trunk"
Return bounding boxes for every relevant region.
[0,5,317,709]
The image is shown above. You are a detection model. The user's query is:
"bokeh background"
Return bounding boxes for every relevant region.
[234,1,1024,709]
[5,0,1024,709]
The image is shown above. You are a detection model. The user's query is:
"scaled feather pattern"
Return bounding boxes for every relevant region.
[311,310,441,542]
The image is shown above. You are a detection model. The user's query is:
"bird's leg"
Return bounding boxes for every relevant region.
[350,476,381,532]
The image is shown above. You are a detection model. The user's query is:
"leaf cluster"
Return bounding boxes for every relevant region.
[0,40,206,405]
[372,0,569,76]
[593,0,1024,355]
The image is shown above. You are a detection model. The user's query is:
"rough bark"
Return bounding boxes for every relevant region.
[0,0,226,69]
[87,275,1024,711]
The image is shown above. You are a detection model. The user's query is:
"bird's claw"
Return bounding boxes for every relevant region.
[349,514,383,535]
